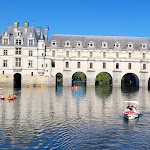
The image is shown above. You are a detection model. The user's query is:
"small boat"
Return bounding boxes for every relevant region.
[124,101,140,120]
[1,97,5,100]
[72,86,81,90]
[26,85,31,88]
[39,85,46,88]
[8,97,14,100]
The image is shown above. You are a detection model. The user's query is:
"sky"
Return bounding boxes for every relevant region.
[0,0,150,38]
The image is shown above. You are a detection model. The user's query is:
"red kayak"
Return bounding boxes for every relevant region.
[1,97,5,100]
[72,86,81,90]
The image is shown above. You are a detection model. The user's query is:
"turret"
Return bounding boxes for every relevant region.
[37,30,45,75]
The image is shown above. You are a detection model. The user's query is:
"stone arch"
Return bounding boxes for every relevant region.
[14,73,21,89]
[121,73,139,91]
[72,72,86,86]
[95,72,112,86]
[56,72,63,86]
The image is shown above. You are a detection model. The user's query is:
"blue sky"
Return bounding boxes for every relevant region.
[0,0,150,38]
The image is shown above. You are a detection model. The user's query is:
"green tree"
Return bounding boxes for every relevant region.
[96,72,111,85]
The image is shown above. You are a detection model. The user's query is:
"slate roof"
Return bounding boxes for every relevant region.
[0,26,43,46]
[48,34,150,50]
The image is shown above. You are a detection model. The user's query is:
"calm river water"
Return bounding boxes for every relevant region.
[0,84,150,149]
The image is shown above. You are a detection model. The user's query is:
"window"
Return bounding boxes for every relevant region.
[46,64,48,67]
[143,64,146,70]
[29,50,33,56]
[77,62,80,68]
[52,51,55,57]
[29,40,33,46]
[15,48,21,55]
[90,62,93,68]
[129,53,132,59]
[128,63,131,69]
[103,63,106,69]
[66,62,69,68]
[42,64,43,67]
[66,51,69,57]
[16,39,22,45]
[3,60,7,67]
[28,60,33,67]
[116,52,119,58]
[15,58,21,67]
[103,52,106,58]
[4,39,8,45]
[2,71,4,75]
[90,52,93,58]
[77,51,81,58]
[143,53,146,59]
[31,72,33,76]
[116,63,119,69]
[52,60,55,67]
[3,50,7,55]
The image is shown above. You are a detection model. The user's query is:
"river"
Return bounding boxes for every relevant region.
[0,84,150,149]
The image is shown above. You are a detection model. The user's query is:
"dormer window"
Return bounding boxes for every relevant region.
[3,39,9,45]
[2,31,9,45]
[16,39,22,45]
[88,41,94,48]
[102,42,108,48]
[29,39,34,46]
[76,41,82,47]
[141,43,147,49]
[65,41,71,47]
[114,42,120,48]
[51,40,57,47]
[127,42,133,49]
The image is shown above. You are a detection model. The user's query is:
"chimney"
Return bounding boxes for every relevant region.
[14,22,19,32]
[36,27,41,36]
[45,25,49,40]
[24,22,29,33]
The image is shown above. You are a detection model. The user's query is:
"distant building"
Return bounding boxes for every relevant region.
[0,22,150,88]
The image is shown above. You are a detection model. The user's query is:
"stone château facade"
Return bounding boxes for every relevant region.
[0,22,150,88]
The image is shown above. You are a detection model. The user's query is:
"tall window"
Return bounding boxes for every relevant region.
[29,50,33,56]
[116,63,119,69]
[3,60,7,67]
[143,53,146,59]
[15,48,21,55]
[51,60,55,68]
[116,52,119,58]
[90,52,93,58]
[103,52,106,58]
[66,51,69,57]
[16,39,22,45]
[29,40,33,46]
[52,50,55,57]
[3,50,8,55]
[103,63,106,69]
[143,64,146,70]
[28,60,33,67]
[77,51,81,58]
[90,62,93,68]
[66,62,69,68]
[15,58,21,67]
[129,53,132,59]
[4,39,8,45]
[77,62,80,68]
[31,72,33,76]
[128,63,131,69]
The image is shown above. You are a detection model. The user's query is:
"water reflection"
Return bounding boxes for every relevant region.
[95,84,112,100]
[0,86,150,149]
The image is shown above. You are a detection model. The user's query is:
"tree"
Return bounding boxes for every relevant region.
[96,72,111,85]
